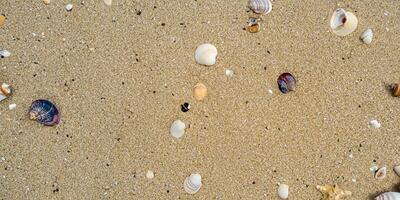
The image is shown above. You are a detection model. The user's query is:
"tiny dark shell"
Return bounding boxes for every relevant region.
[181,102,190,112]
[29,99,60,126]
[277,73,296,94]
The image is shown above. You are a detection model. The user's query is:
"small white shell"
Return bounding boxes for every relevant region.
[375,192,400,200]
[375,167,387,180]
[103,0,112,6]
[8,103,16,110]
[330,8,358,36]
[249,0,272,14]
[146,170,154,179]
[224,69,234,77]
[394,165,400,177]
[0,50,11,58]
[195,43,217,66]
[369,119,381,129]
[278,184,289,199]
[170,120,185,138]
[65,4,73,11]
[0,83,13,102]
[361,28,373,44]
[184,173,202,194]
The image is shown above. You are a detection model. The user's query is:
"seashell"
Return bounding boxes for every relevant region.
[0,50,11,58]
[225,68,234,77]
[360,28,373,44]
[249,0,272,14]
[0,83,13,102]
[278,184,289,199]
[330,8,358,36]
[316,184,352,200]
[184,173,202,194]
[375,167,387,180]
[29,99,60,126]
[394,165,400,177]
[43,0,51,5]
[369,119,381,129]
[195,43,217,66]
[170,120,185,138]
[181,102,190,112]
[277,73,296,94]
[65,4,73,12]
[146,170,154,179]
[247,17,261,33]
[8,103,16,110]
[0,14,5,26]
[104,0,112,6]
[193,83,208,101]
[390,83,400,97]
[375,192,400,200]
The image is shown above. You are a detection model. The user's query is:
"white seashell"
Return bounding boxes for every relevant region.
[146,170,154,179]
[195,43,217,66]
[0,83,13,102]
[278,184,289,199]
[370,166,378,172]
[375,167,387,180]
[170,120,185,138]
[268,89,273,95]
[249,0,272,14]
[8,103,16,110]
[0,50,11,58]
[184,173,202,194]
[369,119,381,129]
[330,8,358,36]
[361,28,373,44]
[103,0,112,6]
[375,192,400,200]
[65,4,73,11]
[224,69,234,77]
[394,165,400,177]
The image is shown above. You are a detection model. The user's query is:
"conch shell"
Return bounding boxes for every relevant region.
[316,184,352,200]
[330,8,358,36]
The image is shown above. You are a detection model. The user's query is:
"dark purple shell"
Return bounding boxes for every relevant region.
[29,99,60,126]
[277,73,296,94]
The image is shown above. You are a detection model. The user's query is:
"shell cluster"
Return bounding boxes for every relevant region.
[195,43,217,66]
[29,99,60,126]
[184,173,202,194]
[277,73,296,94]
[249,0,272,14]
[330,8,358,36]
[0,83,13,102]
[316,184,352,200]
[375,192,400,200]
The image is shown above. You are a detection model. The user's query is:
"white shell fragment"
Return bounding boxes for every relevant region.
[375,192,400,200]
[224,69,234,77]
[184,173,202,194]
[249,0,272,14]
[0,83,13,102]
[146,170,154,179]
[103,0,112,6]
[278,184,289,199]
[8,103,16,110]
[195,43,217,66]
[0,50,11,58]
[330,8,358,36]
[170,120,186,138]
[375,167,387,180]
[370,166,378,172]
[369,119,381,129]
[394,165,400,177]
[65,4,73,11]
[361,28,373,44]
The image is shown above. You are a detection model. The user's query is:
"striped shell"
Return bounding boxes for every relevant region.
[249,0,272,14]
[375,192,400,200]
[29,99,60,126]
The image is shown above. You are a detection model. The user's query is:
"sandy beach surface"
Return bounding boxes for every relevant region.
[1,0,400,199]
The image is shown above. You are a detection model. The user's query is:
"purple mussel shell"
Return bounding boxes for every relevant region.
[277,73,296,94]
[29,99,60,126]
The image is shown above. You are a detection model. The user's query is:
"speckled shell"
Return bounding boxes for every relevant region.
[330,8,358,36]
[390,83,400,97]
[375,192,400,200]
[249,0,272,14]
[277,73,296,94]
[29,99,60,126]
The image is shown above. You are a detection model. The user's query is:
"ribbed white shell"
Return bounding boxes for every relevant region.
[249,0,272,14]
[361,28,373,44]
[184,173,202,194]
[375,192,400,200]
[195,43,217,66]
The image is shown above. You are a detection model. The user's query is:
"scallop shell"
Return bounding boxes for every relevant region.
[249,0,272,14]
[390,83,400,97]
[170,120,185,138]
[330,8,358,36]
[195,43,217,66]
[278,184,289,199]
[248,18,261,33]
[361,28,373,44]
[277,73,296,94]
[394,165,400,177]
[375,167,387,180]
[0,14,5,26]
[375,192,400,200]
[104,0,112,6]
[29,99,60,126]
[193,83,208,101]
[0,83,13,102]
[184,173,202,194]
[0,50,11,58]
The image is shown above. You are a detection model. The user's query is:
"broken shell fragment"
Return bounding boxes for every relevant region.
[184,173,202,194]
[330,8,358,36]
[247,17,261,33]
[43,0,51,5]
[0,83,13,102]
[65,4,73,11]
[0,14,5,26]
[277,73,296,94]
[29,99,60,126]
[394,165,400,177]
[146,170,154,179]
[103,0,112,6]
[170,120,185,138]
[316,184,352,200]
[249,0,272,14]
[193,83,208,101]
[0,50,11,58]
[369,119,381,129]
[278,184,289,199]
[195,43,217,66]
[390,83,400,97]
[375,192,400,200]
[361,28,373,44]
[375,167,387,180]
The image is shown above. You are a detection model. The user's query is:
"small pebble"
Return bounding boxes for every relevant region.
[369,119,381,129]
[267,89,273,95]
[351,177,357,183]
[224,69,234,77]
[348,153,353,159]
[8,103,16,110]
[146,170,154,179]
[65,4,73,11]
[370,166,378,172]
[181,102,190,112]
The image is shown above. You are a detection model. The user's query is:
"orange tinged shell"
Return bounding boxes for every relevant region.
[43,0,51,5]
[248,23,260,33]
[193,83,207,101]
[0,14,5,27]
[391,83,400,97]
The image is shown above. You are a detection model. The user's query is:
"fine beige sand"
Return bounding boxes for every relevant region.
[1,0,400,199]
